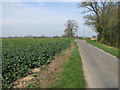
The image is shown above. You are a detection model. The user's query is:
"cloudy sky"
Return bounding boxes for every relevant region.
[2,2,97,37]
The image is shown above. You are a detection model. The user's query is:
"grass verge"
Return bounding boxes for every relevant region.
[51,41,86,88]
[86,40,120,59]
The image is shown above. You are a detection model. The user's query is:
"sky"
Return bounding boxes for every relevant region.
[1,2,97,37]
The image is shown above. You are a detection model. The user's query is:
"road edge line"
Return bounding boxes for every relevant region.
[75,40,90,88]
[85,41,119,60]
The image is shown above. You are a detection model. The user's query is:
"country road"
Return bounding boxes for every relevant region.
[76,39,119,88]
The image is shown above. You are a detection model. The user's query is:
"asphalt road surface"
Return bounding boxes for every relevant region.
[76,39,119,88]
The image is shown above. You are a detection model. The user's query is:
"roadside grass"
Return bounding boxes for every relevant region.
[50,41,86,88]
[86,40,120,59]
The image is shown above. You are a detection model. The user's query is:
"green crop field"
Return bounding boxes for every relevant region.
[2,38,70,88]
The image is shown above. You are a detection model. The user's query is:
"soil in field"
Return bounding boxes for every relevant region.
[10,42,74,88]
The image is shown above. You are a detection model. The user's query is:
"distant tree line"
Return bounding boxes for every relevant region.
[2,35,52,38]
[78,2,119,48]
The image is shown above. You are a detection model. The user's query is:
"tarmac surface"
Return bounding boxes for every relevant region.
[76,39,118,88]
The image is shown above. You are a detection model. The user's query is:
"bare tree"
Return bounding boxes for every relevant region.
[78,2,115,42]
[64,20,78,38]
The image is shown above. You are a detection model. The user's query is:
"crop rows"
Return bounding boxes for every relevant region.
[2,38,70,88]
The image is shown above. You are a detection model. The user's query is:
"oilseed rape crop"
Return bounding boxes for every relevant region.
[2,38,70,88]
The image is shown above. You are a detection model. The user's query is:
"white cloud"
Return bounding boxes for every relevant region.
[0,2,2,36]
[3,3,79,25]
[2,2,97,37]
[1,0,119,2]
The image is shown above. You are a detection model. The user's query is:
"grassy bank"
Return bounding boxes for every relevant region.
[51,41,86,88]
[86,40,120,59]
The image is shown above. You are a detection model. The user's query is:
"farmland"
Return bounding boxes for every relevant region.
[2,38,70,88]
